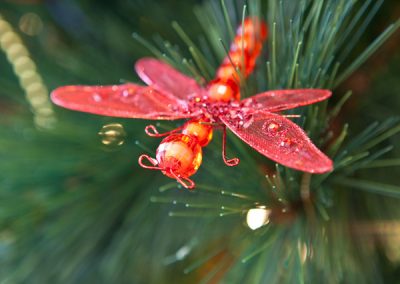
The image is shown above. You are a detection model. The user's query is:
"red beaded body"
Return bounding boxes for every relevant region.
[152,18,268,186]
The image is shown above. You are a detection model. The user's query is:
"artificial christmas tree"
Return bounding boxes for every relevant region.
[1,0,400,283]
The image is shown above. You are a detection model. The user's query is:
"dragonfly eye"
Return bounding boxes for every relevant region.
[206,79,239,102]
[156,134,202,179]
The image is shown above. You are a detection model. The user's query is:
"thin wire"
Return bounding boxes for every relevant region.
[221,126,240,166]
[145,124,182,137]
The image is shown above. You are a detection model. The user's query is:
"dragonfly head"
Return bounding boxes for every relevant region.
[206,78,240,102]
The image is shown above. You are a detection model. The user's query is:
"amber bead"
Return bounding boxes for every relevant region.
[223,50,249,68]
[156,134,202,178]
[207,79,239,102]
[216,64,239,82]
[231,50,258,76]
[182,119,213,147]
[237,17,268,40]
[231,36,262,57]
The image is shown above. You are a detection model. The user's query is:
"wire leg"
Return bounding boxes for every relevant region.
[222,126,240,167]
[169,170,196,190]
[138,154,162,170]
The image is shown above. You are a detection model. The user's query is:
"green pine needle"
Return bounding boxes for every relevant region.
[334,178,400,198]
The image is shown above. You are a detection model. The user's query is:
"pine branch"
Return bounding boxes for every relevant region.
[1,0,400,283]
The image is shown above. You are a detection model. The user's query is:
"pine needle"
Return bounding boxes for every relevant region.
[132,32,164,59]
[334,19,400,87]
[220,0,235,41]
[334,178,400,198]
[329,91,352,119]
[359,159,400,169]
[241,231,275,263]
[171,21,214,78]
[358,123,400,152]
[184,249,225,274]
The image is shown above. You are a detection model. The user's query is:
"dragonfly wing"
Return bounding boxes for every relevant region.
[242,89,331,112]
[135,58,204,100]
[51,83,195,120]
[221,111,333,173]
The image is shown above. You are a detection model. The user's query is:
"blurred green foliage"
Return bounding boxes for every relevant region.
[0,0,400,283]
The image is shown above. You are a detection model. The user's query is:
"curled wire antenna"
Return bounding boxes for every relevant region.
[145,124,182,137]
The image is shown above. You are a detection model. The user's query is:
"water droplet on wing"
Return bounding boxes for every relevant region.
[122,90,130,97]
[279,138,295,148]
[263,121,280,136]
[268,122,279,132]
[92,93,102,102]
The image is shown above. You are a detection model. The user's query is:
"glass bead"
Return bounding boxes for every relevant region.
[231,35,263,58]
[216,64,239,82]
[207,79,239,102]
[98,123,126,146]
[182,119,213,147]
[156,134,202,178]
[222,50,250,69]
[236,17,268,40]
[228,49,257,76]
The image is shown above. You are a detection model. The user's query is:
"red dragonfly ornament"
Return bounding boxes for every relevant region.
[51,18,333,189]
